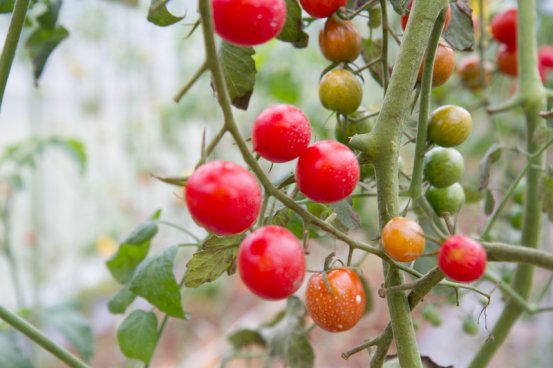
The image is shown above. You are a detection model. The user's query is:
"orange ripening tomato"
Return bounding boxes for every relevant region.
[497,44,518,77]
[418,42,456,87]
[457,55,493,91]
[381,217,425,262]
[319,16,362,63]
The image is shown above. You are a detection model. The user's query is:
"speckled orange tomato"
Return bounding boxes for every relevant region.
[417,42,456,87]
[305,269,365,332]
[381,217,425,262]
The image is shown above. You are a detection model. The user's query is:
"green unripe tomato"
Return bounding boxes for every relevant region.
[506,207,523,230]
[425,182,465,216]
[368,7,382,29]
[462,318,479,335]
[319,69,363,115]
[422,305,443,327]
[428,105,473,147]
[335,116,372,146]
[423,147,464,188]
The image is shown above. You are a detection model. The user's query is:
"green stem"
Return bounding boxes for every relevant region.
[174,60,208,103]
[1,194,25,308]
[379,0,389,93]
[0,305,89,368]
[468,0,547,366]
[0,0,31,110]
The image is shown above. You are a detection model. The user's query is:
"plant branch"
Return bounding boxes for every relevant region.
[486,94,521,115]
[174,60,208,103]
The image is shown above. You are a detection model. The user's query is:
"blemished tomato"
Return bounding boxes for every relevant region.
[497,44,518,77]
[401,1,451,32]
[319,16,362,63]
[438,235,487,282]
[185,161,261,235]
[299,0,346,18]
[295,140,360,203]
[305,269,365,332]
[211,0,286,47]
[457,55,493,91]
[319,69,363,115]
[423,147,464,188]
[491,8,517,50]
[425,182,465,216]
[428,105,473,147]
[237,226,306,300]
[381,217,425,262]
[252,104,311,163]
[417,42,456,87]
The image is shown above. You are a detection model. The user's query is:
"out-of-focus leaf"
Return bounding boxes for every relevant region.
[329,200,361,231]
[25,25,69,83]
[0,331,32,368]
[117,310,158,363]
[541,175,553,222]
[0,0,15,13]
[389,0,409,15]
[47,137,87,172]
[36,0,62,29]
[484,189,495,215]
[105,0,139,6]
[147,0,184,27]
[463,185,484,204]
[479,144,503,191]
[219,42,256,110]
[228,329,266,350]
[108,285,136,314]
[361,37,385,87]
[443,0,475,51]
[272,207,322,239]
[277,0,308,48]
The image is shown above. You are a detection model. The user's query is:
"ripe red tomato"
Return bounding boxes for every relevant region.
[305,269,365,332]
[252,104,311,163]
[238,226,306,300]
[457,55,493,91]
[491,8,517,50]
[319,16,362,63]
[497,44,518,77]
[438,235,487,282]
[295,140,360,203]
[299,0,346,18]
[185,161,261,235]
[401,1,451,32]
[538,46,553,81]
[417,42,456,87]
[211,0,286,46]
[381,217,425,262]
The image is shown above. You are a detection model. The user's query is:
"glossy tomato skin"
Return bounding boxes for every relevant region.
[319,16,362,63]
[211,0,286,46]
[491,8,517,50]
[295,140,360,203]
[238,226,306,300]
[438,235,487,282]
[497,44,518,77]
[401,1,451,32]
[457,55,493,91]
[319,69,363,115]
[381,217,425,262]
[185,161,261,235]
[252,104,311,163]
[300,0,346,18]
[417,42,456,87]
[305,269,365,332]
[429,105,473,147]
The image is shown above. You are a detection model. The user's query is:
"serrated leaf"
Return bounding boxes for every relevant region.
[541,175,553,222]
[277,0,308,48]
[478,144,503,191]
[117,310,158,363]
[329,200,361,231]
[443,0,475,51]
[129,246,185,319]
[147,0,184,27]
[219,42,256,110]
[36,0,62,29]
[484,189,495,215]
[0,331,32,368]
[25,25,69,83]
[40,303,95,362]
[228,329,266,350]
[389,0,409,15]
[0,0,15,13]
[108,286,137,314]
[183,234,243,288]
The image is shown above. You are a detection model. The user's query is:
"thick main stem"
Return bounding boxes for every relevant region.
[468,0,547,366]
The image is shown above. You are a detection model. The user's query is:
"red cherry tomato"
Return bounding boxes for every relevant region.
[305,269,365,332]
[491,8,517,50]
[238,226,306,300]
[497,44,518,77]
[319,16,362,63]
[295,140,360,203]
[538,46,553,81]
[438,235,487,282]
[211,0,286,46]
[252,104,311,163]
[299,0,347,18]
[185,161,261,235]
[401,1,451,32]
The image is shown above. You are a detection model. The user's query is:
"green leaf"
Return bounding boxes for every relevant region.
[541,175,553,222]
[105,0,139,6]
[0,331,32,368]
[40,303,95,362]
[272,207,322,239]
[36,0,62,29]
[478,144,503,191]
[219,42,256,110]
[277,0,308,48]
[0,0,15,13]
[484,189,495,216]
[329,200,361,231]
[106,219,158,284]
[361,38,386,87]
[389,0,409,15]
[25,25,69,83]
[117,310,158,363]
[47,137,87,172]
[228,329,266,350]
[183,234,244,288]
[108,286,137,314]
[443,0,475,51]
[129,246,185,319]
[147,0,184,27]
[463,184,484,204]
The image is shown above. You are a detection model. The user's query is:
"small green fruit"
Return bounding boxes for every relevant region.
[425,182,465,216]
[423,147,464,188]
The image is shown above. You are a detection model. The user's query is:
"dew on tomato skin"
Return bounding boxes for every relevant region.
[355,294,362,304]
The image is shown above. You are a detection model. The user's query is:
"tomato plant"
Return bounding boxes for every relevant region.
[381,217,426,262]
[423,147,464,188]
[299,0,346,18]
[185,161,262,235]
[319,69,363,115]
[428,105,473,147]
[438,235,487,282]
[319,16,362,63]
[491,8,517,50]
[305,269,365,332]
[295,140,360,203]
[252,104,311,163]
[417,42,456,87]
[237,226,306,300]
